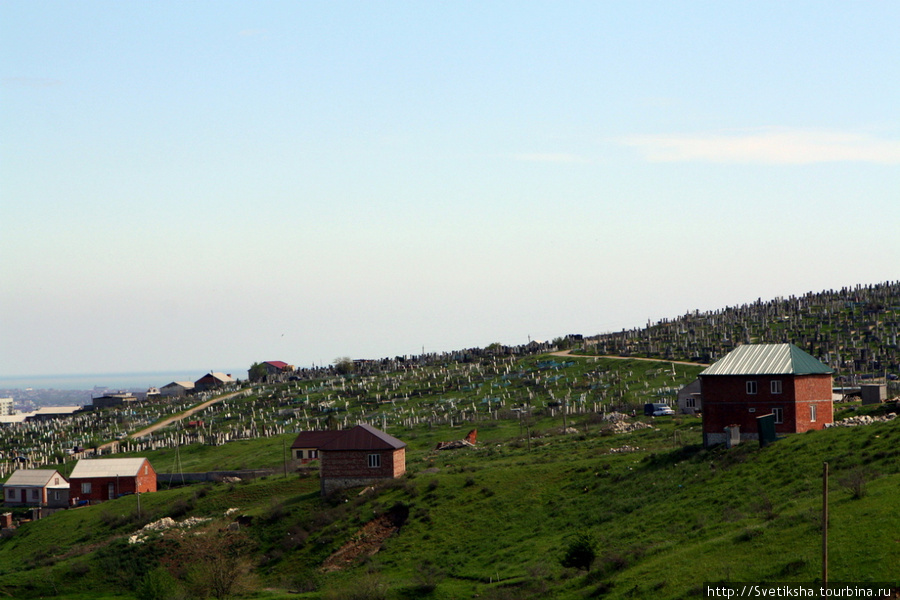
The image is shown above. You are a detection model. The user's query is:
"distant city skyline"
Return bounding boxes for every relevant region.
[3,2,898,378]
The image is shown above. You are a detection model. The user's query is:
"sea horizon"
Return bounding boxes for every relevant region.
[0,368,247,392]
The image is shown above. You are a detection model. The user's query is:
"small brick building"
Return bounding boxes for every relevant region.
[315,424,406,495]
[69,457,157,504]
[700,343,833,447]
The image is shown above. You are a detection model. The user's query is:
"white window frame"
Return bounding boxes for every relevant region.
[81,482,92,494]
[771,380,782,394]
[772,407,784,424]
[367,453,381,468]
[746,380,758,395]
[810,404,817,422]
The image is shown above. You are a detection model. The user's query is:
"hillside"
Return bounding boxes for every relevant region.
[1,282,899,599]
[583,281,900,379]
[0,392,897,599]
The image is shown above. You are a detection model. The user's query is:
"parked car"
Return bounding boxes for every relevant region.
[644,402,675,416]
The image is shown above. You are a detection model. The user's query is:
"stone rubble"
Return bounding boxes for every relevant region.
[609,445,641,453]
[606,419,653,434]
[128,515,212,544]
[826,412,897,428]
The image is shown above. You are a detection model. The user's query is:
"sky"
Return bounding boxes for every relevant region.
[2,1,899,379]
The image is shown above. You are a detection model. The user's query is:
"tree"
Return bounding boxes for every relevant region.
[333,357,354,375]
[552,336,574,351]
[175,529,256,599]
[247,362,267,383]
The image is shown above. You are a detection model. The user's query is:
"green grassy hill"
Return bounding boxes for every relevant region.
[1,353,897,599]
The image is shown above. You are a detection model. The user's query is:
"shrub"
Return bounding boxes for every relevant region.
[838,467,871,499]
[560,533,596,570]
[135,567,182,600]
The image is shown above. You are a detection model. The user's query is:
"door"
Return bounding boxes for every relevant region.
[108,483,115,499]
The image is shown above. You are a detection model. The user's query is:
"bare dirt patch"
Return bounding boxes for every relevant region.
[320,504,408,572]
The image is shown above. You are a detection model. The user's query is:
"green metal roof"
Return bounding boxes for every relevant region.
[699,344,833,376]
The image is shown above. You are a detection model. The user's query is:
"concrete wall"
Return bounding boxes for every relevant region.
[861,384,887,405]
[156,469,275,484]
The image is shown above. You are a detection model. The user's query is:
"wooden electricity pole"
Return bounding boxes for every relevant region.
[822,462,829,587]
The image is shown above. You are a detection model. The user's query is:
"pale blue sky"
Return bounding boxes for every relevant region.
[2,2,899,378]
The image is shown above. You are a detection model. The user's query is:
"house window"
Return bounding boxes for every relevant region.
[6,489,12,499]
[771,380,782,394]
[368,453,381,468]
[810,404,817,422]
[311,450,318,459]
[772,408,784,424]
[31,489,39,500]
[81,482,92,495]
[746,381,758,395]
[685,397,696,409]
[53,491,60,501]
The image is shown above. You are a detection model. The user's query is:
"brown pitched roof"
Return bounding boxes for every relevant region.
[290,430,345,449]
[319,424,406,451]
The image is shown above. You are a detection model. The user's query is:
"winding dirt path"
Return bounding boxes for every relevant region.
[129,390,245,439]
[95,390,247,453]
[550,349,708,367]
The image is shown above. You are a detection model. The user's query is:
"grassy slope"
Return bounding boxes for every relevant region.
[1,357,898,599]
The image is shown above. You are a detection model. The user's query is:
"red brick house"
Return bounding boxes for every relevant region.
[3,469,70,508]
[313,424,406,495]
[700,343,833,447]
[69,458,157,504]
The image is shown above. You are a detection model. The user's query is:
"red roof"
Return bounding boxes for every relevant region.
[265,361,289,369]
[319,424,406,451]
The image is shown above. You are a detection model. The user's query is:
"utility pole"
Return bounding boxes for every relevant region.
[823,462,829,587]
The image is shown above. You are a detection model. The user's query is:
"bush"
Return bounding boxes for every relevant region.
[560,533,596,570]
[136,567,183,600]
[839,467,871,499]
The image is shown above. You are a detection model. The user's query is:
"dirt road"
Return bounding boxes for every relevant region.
[129,390,245,439]
[550,349,708,367]
[94,390,247,453]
